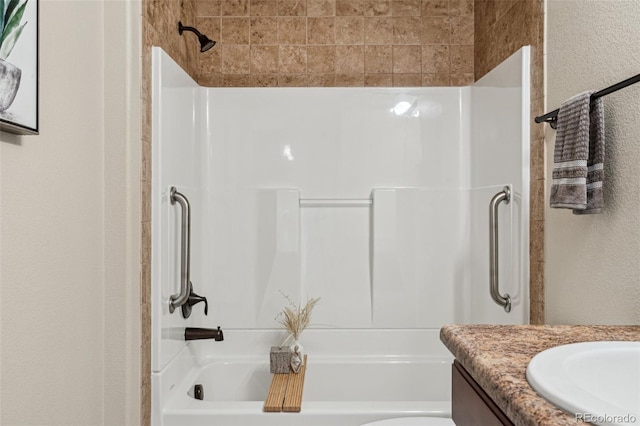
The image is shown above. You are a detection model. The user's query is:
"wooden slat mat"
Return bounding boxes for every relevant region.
[263,355,308,413]
[263,373,289,412]
[283,356,307,412]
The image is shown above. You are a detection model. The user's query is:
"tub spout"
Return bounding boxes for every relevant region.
[185,326,224,341]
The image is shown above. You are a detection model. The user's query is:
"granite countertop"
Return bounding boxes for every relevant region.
[440,324,640,426]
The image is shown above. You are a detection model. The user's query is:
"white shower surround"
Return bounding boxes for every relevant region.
[151,47,530,425]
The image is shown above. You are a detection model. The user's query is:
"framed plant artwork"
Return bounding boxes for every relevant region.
[0,0,38,135]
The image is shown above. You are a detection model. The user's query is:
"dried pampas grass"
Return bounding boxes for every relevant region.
[275,292,320,341]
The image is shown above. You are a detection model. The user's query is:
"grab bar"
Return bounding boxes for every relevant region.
[489,186,512,313]
[169,186,191,313]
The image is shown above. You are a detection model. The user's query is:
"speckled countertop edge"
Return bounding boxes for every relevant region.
[440,324,640,426]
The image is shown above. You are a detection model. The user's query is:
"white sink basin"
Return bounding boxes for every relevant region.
[526,341,640,425]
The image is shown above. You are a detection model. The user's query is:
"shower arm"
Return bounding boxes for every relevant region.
[489,186,512,313]
[169,187,192,313]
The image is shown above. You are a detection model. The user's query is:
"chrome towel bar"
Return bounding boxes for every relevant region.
[489,186,512,313]
[169,186,192,313]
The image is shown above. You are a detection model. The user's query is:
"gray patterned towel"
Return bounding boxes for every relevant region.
[550,91,605,214]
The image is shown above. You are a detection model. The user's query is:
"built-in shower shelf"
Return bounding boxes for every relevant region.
[263,355,308,413]
[299,198,372,208]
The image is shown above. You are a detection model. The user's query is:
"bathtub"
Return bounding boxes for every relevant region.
[156,329,453,426]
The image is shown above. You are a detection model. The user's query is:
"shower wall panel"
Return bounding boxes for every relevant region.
[203,87,469,329]
[151,48,206,372]
[302,205,372,328]
[468,47,530,324]
[371,188,466,328]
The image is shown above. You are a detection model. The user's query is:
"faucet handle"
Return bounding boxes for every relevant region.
[190,292,208,315]
[181,283,208,318]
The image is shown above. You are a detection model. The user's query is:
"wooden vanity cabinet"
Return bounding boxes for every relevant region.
[451,360,514,426]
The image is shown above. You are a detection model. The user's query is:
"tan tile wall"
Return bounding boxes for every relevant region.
[474,0,545,324]
[195,0,475,87]
[141,1,199,424]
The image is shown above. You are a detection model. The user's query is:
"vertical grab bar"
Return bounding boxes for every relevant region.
[489,186,512,313]
[169,187,191,313]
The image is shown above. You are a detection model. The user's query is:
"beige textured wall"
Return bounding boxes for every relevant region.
[195,0,475,87]
[0,1,141,424]
[474,0,545,324]
[545,0,640,325]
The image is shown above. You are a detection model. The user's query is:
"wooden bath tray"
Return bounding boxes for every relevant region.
[263,355,307,413]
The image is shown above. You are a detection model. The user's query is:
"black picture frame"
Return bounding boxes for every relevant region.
[0,0,38,135]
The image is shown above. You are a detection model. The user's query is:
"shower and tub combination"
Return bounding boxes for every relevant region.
[151,47,531,425]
